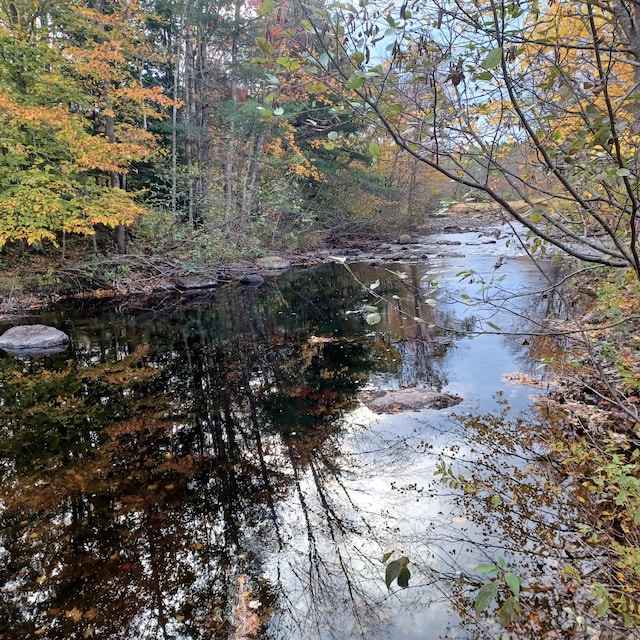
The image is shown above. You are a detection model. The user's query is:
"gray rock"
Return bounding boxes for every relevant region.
[0,324,69,355]
[436,252,465,258]
[582,310,606,325]
[240,274,265,286]
[173,276,218,291]
[397,234,414,244]
[256,256,291,271]
[362,388,463,413]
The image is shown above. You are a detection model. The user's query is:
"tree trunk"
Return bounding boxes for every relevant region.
[105,108,127,254]
[223,0,244,234]
[240,130,267,226]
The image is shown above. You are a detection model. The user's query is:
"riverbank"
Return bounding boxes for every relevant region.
[0,207,508,319]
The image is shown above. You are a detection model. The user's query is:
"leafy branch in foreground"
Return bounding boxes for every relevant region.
[473,557,522,628]
[283,0,640,280]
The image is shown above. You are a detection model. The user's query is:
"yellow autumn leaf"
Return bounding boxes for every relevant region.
[65,607,83,623]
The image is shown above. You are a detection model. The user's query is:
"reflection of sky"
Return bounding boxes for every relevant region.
[263,229,560,639]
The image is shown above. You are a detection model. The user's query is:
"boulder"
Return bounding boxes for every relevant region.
[362,388,462,413]
[582,310,606,325]
[256,256,291,271]
[0,324,69,356]
[397,234,414,244]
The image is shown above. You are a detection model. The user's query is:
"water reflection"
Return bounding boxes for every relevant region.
[0,255,576,639]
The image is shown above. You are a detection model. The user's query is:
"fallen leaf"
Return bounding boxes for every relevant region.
[65,607,83,623]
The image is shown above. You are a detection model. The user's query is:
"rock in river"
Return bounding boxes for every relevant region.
[256,256,291,271]
[0,324,69,356]
[172,276,218,291]
[362,388,462,413]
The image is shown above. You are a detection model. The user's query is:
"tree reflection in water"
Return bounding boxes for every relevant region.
[0,261,581,639]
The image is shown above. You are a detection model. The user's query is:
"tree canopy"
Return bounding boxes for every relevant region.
[279,0,640,275]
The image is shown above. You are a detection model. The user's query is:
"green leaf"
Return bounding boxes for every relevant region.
[487,322,501,331]
[616,167,631,177]
[385,560,402,589]
[327,131,338,141]
[346,75,366,90]
[387,103,405,116]
[381,551,394,563]
[365,312,382,325]
[368,141,380,156]
[473,70,493,81]
[255,37,274,55]
[505,572,521,598]
[362,305,378,312]
[480,47,503,70]
[475,563,499,575]
[262,0,275,13]
[277,56,300,72]
[474,580,499,613]
[397,565,411,588]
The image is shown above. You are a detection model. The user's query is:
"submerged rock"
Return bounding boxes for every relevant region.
[0,324,69,356]
[239,273,265,286]
[362,388,462,413]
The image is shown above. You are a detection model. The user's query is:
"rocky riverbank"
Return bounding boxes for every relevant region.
[0,209,508,319]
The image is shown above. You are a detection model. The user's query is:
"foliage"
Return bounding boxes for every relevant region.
[382,552,411,589]
[289,0,640,278]
[0,0,167,251]
[473,558,522,628]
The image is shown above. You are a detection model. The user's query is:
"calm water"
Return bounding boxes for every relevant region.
[0,228,579,639]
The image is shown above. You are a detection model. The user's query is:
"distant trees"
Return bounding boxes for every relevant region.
[0,0,472,256]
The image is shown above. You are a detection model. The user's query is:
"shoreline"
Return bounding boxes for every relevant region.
[0,209,508,320]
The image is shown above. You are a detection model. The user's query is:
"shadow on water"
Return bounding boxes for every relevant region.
[0,248,585,639]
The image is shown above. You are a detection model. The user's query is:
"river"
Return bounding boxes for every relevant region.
[0,224,585,639]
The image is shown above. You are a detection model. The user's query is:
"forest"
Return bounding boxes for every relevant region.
[0,0,636,282]
[0,0,450,274]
